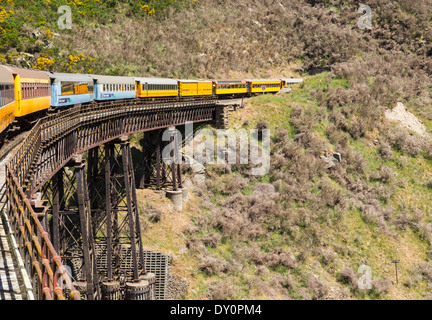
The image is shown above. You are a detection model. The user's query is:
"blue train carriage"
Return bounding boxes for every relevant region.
[43,72,95,107]
[90,74,137,101]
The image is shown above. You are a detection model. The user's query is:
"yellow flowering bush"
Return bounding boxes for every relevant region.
[66,53,95,73]
[33,56,55,70]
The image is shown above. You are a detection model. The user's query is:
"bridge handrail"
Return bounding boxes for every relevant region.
[5,163,80,300]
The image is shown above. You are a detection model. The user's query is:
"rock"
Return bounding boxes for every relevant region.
[321,151,342,168]
[277,87,292,95]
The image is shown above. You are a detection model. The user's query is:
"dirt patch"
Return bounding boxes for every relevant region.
[385,102,431,139]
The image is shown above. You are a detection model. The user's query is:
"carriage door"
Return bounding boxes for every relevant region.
[13,74,22,114]
[144,82,149,97]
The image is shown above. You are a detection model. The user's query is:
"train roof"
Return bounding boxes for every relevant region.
[245,79,282,82]
[178,79,212,83]
[0,65,14,83]
[280,78,304,84]
[213,79,246,83]
[89,74,135,85]
[42,72,93,83]
[2,65,49,82]
[134,77,178,85]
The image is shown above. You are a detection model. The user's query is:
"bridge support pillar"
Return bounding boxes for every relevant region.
[85,137,150,296]
[119,136,145,282]
[72,156,100,300]
[140,130,166,190]
[139,128,183,193]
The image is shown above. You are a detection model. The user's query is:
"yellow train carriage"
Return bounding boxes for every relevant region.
[213,80,248,96]
[0,65,15,134]
[4,66,50,118]
[178,80,213,97]
[247,79,282,94]
[134,77,178,98]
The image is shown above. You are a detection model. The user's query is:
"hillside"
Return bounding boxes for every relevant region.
[2,0,432,299]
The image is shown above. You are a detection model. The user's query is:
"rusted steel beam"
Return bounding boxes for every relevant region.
[104,144,113,281]
[120,137,140,282]
[74,157,97,300]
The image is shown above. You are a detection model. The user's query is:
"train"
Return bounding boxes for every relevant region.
[0,64,301,138]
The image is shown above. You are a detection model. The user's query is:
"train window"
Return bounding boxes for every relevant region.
[61,82,74,95]
[0,83,14,106]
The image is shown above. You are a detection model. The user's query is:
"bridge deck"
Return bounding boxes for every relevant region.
[0,220,24,300]
[0,153,25,300]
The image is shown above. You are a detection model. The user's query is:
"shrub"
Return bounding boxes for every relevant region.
[146,205,163,223]
[307,275,329,299]
[372,278,392,296]
[338,267,358,289]
[387,126,425,157]
[207,280,238,300]
[265,250,298,270]
[198,254,230,275]
[379,142,394,160]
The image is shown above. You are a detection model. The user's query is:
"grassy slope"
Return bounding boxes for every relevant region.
[214,75,431,300]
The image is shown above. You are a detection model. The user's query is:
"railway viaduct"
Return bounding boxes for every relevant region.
[0,97,240,300]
